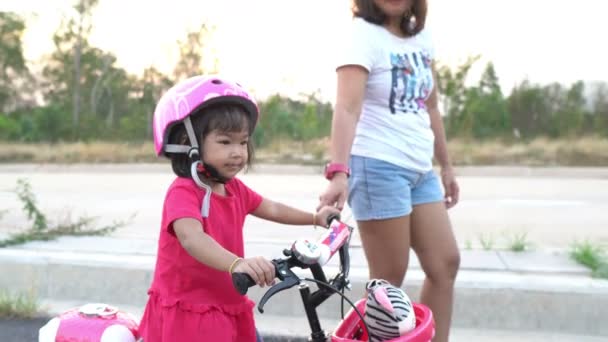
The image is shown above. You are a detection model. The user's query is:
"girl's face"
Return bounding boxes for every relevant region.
[373,0,413,18]
[202,129,250,180]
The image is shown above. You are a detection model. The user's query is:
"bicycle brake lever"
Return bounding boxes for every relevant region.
[257,275,299,314]
[257,260,300,314]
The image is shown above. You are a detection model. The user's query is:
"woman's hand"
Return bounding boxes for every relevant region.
[317,174,349,211]
[231,256,276,287]
[441,167,460,209]
[315,205,342,228]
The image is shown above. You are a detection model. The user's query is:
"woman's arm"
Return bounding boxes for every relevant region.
[427,64,460,208]
[427,64,451,171]
[318,65,368,210]
[329,65,368,166]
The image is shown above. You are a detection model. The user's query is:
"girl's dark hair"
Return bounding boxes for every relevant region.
[353,0,427,37]
[167,103,255,178]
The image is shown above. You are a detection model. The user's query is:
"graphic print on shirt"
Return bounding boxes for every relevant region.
[389,51,433,114]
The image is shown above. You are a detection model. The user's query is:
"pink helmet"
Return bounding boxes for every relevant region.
[152,75,258,157]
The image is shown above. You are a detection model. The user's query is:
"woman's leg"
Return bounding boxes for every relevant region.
[358,216,411,287]
[410,202,460,342]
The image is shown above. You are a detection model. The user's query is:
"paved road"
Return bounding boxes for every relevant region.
[2,318,605,342]
[1,164,607,249]
[0,317,49,342]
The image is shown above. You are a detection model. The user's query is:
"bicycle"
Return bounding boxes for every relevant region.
[232,215,435,342]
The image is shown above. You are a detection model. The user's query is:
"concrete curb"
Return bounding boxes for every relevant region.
[2,163,608,178]
[1,245,607,336]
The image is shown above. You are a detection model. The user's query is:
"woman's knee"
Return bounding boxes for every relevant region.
[425,249,460,284]
[445,249,461,280]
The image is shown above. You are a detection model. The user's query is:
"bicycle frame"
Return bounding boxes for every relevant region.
[233,217,357,342]
[233,217,435,342]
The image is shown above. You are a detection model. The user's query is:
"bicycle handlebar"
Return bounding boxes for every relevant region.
[232,213,352,313]
[231,258,289,296]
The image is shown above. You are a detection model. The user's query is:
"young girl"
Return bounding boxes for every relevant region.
[139,75,339,342]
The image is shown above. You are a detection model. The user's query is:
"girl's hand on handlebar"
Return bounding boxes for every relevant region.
[316,206,341,228]
[232,256,276,287]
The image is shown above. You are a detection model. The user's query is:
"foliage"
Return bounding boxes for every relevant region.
[173,24,218,81]
[0,289,39,319]
[0,12,32,112]
[0,178,129,248]
[570,240,608,279]
[1,5,608,147]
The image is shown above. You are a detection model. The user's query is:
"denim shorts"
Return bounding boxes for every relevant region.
[347,155,444,221]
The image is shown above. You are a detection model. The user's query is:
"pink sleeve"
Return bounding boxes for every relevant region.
[234,178,263,213]
[163,184,204,235]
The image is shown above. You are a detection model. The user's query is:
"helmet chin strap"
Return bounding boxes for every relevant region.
[189,161,211,218]
[197,161,230,184]
[182,117,232,217]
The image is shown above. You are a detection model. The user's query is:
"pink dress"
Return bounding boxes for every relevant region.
[138,177,263,342]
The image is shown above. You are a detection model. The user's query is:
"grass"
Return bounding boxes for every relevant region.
[448,136,608,166]
[504,231,531,252]
[464,239,473,250]
[0,289,39,319]
[0,178,130,248]
[477,233,495,251]
[0,141,157,164]
[570,240,608,279]
[2,136,608,166]
[255,138,328,165]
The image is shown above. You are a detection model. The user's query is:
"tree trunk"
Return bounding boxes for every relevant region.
[72,8,84,139]
[105,85,114,129]
[91,55,112,117]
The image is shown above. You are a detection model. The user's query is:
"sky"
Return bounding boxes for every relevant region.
[3,0,608,101]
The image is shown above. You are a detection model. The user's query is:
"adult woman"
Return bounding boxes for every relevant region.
[318,1,460,341]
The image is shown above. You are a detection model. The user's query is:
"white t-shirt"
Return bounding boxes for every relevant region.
[338,18,436,172]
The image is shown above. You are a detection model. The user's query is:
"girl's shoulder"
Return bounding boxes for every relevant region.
[166,177,205,197]
[168,176,194,190]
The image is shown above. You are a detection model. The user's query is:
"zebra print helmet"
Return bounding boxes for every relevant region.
[364,279,416,342]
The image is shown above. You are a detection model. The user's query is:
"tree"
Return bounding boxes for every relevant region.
[71,0,99,137]
[463,62,511,139]
[42,0,146,140]
[0,12,31,112]
[552,81,587,137]
[508,80,551,139]
[591,83,608,137]
[40,0,99,139]
[119,66,172,140]
[173,24,218,81]
[435,56,479,137]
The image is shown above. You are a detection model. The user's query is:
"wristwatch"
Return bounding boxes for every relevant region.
[324,162,350,180]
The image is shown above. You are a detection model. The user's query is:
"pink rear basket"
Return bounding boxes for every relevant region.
[331,299,435,342]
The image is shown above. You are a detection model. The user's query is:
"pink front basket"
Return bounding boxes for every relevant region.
[331,299,435,342]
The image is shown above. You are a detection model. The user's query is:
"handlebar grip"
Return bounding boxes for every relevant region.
[232,272,256,295]
[326,213,340,227]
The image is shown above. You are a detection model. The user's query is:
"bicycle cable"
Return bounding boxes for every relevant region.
[341,216,355,320]
[302,277,370,340]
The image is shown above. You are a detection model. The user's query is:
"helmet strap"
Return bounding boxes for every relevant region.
[197,162,230,184]
[183,117,230,185]
[190,161,212,218]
